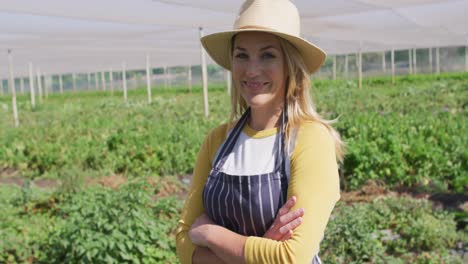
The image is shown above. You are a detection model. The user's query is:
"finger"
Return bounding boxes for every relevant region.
[278,196,297,216]
[279,217,303,234]
[279,208,304,226]
[279,230,293,241]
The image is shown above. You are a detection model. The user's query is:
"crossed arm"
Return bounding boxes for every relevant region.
[176,122,340,264]
[189,197,303,264]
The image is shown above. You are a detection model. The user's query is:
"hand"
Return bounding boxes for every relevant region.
[263,196,304,241]
[189,213,216,247]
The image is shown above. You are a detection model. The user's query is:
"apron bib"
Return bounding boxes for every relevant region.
[202,108,321,263]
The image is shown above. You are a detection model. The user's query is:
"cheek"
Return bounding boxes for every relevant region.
[231,64,244,83]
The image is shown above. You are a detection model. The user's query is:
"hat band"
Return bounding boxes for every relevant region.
[237,25,277,32]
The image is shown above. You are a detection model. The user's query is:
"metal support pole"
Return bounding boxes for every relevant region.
[59,75,63,94]
[168,67,172,88]
[408,49,413,74]
[72,73,77,92]
[332,55,336,80]
[20,78,24,94]
[146,54,152,104]
[344,54,348,80]
[37,68,43,104]
[109,68,114,95]
[101,71,106,91]
[0,80,3,95]
[28,62,35,107]
[188,65,192,93]
[8,50,19,127]
[87,72,91,90]
[413,49,417,74]
[436,47,440,74]
[382,51,386,73]
[429,48,433,73]
[465,46,468,72]
[391,48,395,85]
[199,27,209,117]
[94,72,99,90]
[44,73,48,98]
[122,62,128,103]
[164,66,167,88]
[358,50,362,89]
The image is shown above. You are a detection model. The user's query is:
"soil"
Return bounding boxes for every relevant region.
[0,174,465,213]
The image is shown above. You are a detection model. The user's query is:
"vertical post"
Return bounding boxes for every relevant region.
[87,72,91,90]
[44,73,49,99]
[408,49,413,74]
[101,71,106,91]
[72,73,77,92]
[226,70,231,95]
[122,62,128,103]
[133,72,138,90]
[0,80,3,95]
[465,46,468,72]
[146,54,152,104]
[358,50,362,89]
[413,49,417,74]
[109,68,114,95]
[59,75,63,94]
[8,50,19,127]
[28,62,35,107]
[20,78,25,94]
[436,47,440,74]
[94,72,99,90]
[188,65,192,93]
[429,48,433,73]
[332,55,336,80]
[344,54,348,80]
[391,48,395,85]
[37,68,43,104]
[382,51,386,73]
[199,27,209,117]
[169,67,172,88]
[164,66,168,88]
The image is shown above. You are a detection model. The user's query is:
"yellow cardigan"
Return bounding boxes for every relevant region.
[176,121,340,263]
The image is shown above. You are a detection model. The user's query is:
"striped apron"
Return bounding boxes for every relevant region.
[202,108,321,263]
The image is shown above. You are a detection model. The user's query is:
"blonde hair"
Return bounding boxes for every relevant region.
[228,34,345,163]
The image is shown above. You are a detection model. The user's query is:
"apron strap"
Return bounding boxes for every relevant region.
[214,108,251,169]
[214,105,289,179]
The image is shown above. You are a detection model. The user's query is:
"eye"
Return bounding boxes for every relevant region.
[261,52,276,59]
[234,53,248,59]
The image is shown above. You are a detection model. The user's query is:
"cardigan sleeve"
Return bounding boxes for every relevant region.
[244,122,341,263]
[175,124,228,264]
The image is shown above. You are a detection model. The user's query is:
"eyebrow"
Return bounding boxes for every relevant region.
[234,45,278,51]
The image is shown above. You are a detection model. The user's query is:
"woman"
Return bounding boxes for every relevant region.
[176,0,344,263]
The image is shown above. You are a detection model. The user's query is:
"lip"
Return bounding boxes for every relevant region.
[242,81,269,90]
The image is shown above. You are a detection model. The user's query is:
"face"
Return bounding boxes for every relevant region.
[231,32,287,111]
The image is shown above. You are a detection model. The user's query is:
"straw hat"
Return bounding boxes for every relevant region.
[200,0,326,74]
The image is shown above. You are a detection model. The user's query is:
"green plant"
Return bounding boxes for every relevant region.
[38,181,182,263]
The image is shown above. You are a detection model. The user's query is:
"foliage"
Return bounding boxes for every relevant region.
[0,185,61,263]
[321,196,466,263]
[37,181,181,263]
[2,73,466,193]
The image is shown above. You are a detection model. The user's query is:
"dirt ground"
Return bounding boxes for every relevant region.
[1,173,466,213]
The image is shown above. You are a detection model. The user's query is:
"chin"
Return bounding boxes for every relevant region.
[244,95,273,109]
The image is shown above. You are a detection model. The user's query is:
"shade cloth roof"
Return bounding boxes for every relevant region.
[1,0,467,78]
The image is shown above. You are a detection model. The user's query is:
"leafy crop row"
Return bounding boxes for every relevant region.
[0,183,465,263]
[0,73,466,193]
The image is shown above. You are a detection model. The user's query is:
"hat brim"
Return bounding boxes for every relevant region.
[200,28,326,74]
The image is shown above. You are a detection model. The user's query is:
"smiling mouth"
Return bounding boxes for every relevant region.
[243,81,269,89]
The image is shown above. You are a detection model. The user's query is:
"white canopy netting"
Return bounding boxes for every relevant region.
[0,0,467,79]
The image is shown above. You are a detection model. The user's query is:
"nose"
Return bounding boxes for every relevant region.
[245,59,261,78]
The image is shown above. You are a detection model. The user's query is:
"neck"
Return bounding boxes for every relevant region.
[248,102,284,131]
